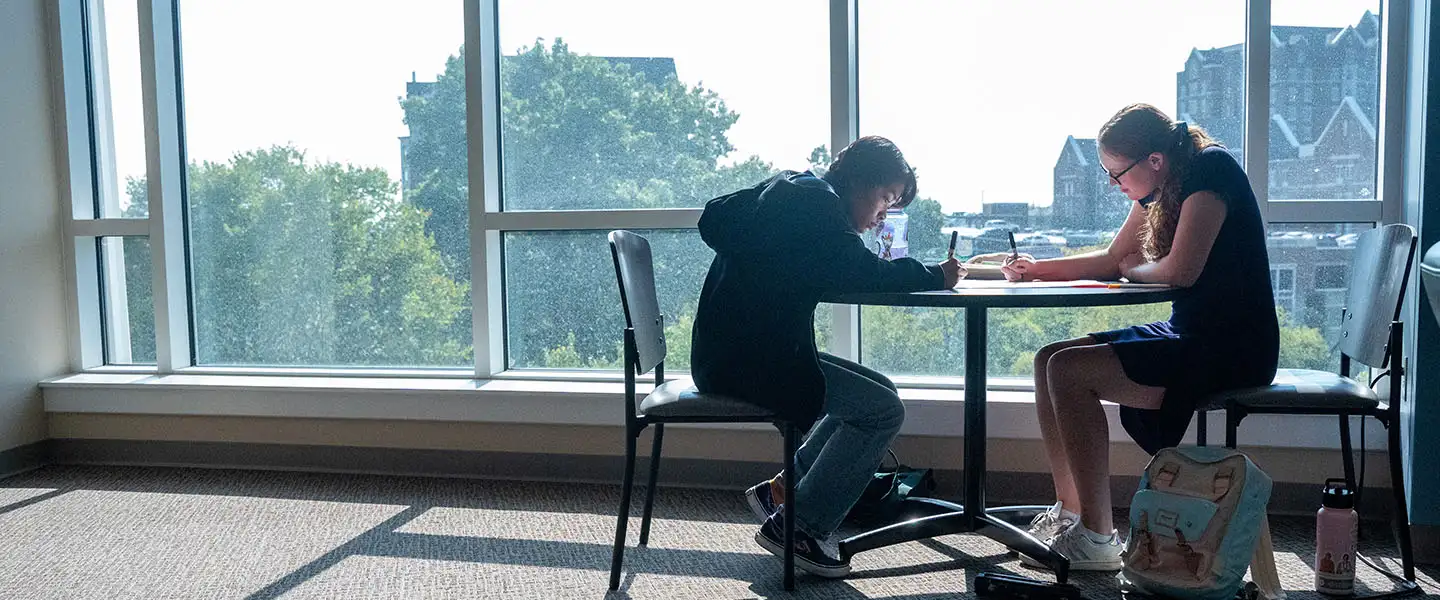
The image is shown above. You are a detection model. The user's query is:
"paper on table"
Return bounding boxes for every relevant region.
[939,279,1171,291]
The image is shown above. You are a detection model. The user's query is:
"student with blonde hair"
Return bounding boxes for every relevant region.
[1001,104,1279,570]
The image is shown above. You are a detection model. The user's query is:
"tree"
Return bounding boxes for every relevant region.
[124,147,468,366]
[904,198,946,261]
[402,39,774,367]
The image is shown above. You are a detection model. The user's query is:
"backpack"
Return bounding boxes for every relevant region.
[845,449,936,527]
[1120,446,1280,600]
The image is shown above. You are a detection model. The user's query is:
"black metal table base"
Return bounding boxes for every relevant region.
[839,500,1070,583]
[832,306,1074,584]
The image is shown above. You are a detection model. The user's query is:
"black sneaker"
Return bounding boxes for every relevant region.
[744,479,778,523]
[754,507,851,578]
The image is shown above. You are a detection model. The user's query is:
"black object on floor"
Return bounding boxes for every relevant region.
[974,571,1084,600]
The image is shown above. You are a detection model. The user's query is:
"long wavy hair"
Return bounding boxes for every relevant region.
[1097,104,1220,260]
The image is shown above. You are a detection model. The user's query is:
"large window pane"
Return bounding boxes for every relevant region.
[1268,2,1381,201]
[496,0,826,211]
[179,1,470,367]
[100,237,154,365]
[1268,222,1371,372]
[504,230,710,370]
[89,0,147,218]
[858,0,1241,377]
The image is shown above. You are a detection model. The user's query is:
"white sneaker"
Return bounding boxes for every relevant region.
[1021,524,1124,571]
[1025,501,1078,541]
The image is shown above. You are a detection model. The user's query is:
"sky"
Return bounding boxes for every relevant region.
[97,0,1378,216]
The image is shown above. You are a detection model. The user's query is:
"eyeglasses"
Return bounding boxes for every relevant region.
[1103,156,1146,185]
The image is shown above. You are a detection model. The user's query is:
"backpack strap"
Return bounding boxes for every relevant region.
[1248,514,1287,600]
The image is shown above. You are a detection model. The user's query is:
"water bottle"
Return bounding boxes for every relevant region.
[1315,478,1358,595]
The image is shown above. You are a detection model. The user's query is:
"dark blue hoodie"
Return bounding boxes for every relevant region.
[690,171,945,429]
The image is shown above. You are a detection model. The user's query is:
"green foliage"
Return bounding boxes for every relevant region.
[904,198,946,262]
[125,147,468,366]
[403,39,773,368]
[1277,307,1335,371]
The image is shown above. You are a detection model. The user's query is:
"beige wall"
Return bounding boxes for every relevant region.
[47,414,1389,488]
[1,0,67,453]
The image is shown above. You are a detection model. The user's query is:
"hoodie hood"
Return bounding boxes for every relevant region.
[698,170,848,256]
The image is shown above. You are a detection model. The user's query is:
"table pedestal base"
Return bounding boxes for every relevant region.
[838,500,1071,583]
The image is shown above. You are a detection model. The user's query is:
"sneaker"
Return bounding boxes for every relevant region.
[744,479,778,523]
[754,507,851,578]
[1020,524,1125,571]
[1025,501,1078,541]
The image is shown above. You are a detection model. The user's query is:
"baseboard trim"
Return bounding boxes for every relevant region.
[42,438,1402,520]
[0,440,52,479]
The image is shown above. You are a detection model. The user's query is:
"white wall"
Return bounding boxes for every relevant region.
[1,0,67,453]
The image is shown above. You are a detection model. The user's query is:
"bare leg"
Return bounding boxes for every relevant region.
[1047,344,1165,534]
[1033,337,1096,515]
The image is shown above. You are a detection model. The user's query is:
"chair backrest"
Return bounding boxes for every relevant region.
[609,230,666,375]
[1337,223,1417,367]
[1422,242,1440,331]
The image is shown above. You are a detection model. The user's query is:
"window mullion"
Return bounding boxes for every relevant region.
[1246,0,1272,222]
[829,0,860,362]
[1378,0,1410,226]
[56,0,104,370]
[467,0,505,378]
[137,0,191,373]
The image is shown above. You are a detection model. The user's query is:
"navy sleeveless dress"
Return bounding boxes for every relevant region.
[1088,146,1280,454]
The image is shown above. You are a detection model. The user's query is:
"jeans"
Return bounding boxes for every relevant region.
[790,353,906,539]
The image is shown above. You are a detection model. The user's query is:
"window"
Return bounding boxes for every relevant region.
[492,0,826,368]
[1315,263,1348,290]
[496,0,826,212]
[177,0,471,367]
[100,237,154,365]
[1268,222,1371,371]
[503,230,710,370]
[1269,1,1380,201]
[59,0,1411,387]
[857,0,1242,377]
[88,0,147,218]
[1271,265,1297,314]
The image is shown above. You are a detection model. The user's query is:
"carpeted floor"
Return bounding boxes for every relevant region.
[0,465,1435,599]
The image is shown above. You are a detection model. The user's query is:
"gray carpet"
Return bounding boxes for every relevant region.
[0,466,1434,599]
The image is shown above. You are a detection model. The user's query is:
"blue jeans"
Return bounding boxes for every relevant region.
[790,353,906,538]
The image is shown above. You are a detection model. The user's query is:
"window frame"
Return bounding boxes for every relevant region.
[54,0,1412,389]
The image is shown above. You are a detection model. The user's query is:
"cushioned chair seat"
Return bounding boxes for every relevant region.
[1199,368,1379,412]
[638,380,775,419]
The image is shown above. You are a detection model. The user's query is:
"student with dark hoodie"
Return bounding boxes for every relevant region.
[691,136,964,577]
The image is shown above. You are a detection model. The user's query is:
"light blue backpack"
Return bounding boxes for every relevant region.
[1120,446,1280,600]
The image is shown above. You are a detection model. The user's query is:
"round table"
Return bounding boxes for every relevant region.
[824,283,1179,582]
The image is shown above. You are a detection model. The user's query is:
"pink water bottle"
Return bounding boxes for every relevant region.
[1315,478,1358,595]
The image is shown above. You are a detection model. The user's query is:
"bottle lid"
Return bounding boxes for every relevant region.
[1323,479,1355,509]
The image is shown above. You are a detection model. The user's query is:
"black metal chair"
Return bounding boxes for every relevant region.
[1196,223,1419,592]
[606,230,803,591]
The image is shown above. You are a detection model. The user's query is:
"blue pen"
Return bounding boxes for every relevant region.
[947,231,958,261]
[1008,231,1019,262]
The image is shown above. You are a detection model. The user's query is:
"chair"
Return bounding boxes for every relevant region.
[1196,223,1418,589]
[606,230,803,591]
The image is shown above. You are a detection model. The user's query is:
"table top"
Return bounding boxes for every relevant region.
[825,280,1181,309]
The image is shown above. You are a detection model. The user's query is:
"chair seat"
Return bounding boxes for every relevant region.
[638,380,776,419]
[1199,368,1380,412]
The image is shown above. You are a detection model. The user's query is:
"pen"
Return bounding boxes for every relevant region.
[1008,231,1019,263]
[947,231,958,261]
[1074,283,1125,289]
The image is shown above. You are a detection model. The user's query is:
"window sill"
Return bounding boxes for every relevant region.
[40,373,1379,449]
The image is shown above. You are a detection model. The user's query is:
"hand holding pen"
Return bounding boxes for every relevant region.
[1001,231,1037,282]
[939,230,965,288]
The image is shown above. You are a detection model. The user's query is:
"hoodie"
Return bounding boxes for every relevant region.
[690,171,945,429]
